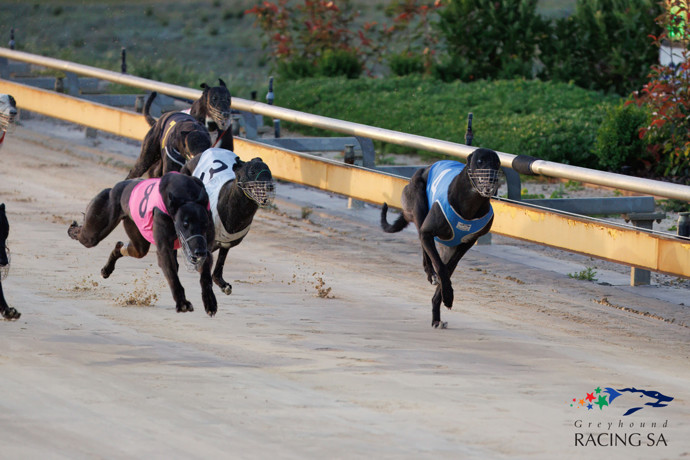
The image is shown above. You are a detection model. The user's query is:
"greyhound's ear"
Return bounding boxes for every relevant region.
[8,95,16,106]
[252,157,264,162]
[0,203,5,211]
[196,188,208,206]
[167,192,182,213]
[218,78,227,88]
[466,152,473,166]
[232,158,245,172]
[200,83,209,90]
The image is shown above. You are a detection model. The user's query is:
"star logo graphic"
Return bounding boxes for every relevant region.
[585,392,595,402]
[595,395,609,410]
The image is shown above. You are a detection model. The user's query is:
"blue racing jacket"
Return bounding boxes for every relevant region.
[426,160,493,247]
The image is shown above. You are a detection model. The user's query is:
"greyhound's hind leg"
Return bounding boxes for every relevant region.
[101,241,124,279]
[101,219,150,279]
[0,281,20,320]
[212,247,232,295]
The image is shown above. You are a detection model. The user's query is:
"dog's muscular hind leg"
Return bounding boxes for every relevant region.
[212,247,232,295]
[101,242,124,278]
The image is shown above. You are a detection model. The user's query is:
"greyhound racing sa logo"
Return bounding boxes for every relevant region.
[569,386,674,416]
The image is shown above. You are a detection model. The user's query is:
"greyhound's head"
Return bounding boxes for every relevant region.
[200,79,231,132]
[180,121,212,161]
[465,148,501,198]
[0,94,17,132]
[234,157,275,207]
[0,203,10,279]
[167,186,211,271]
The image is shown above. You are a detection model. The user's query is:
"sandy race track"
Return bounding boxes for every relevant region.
[0,119,688,459]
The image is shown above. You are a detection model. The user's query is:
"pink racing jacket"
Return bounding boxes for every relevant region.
[128,177,180,249]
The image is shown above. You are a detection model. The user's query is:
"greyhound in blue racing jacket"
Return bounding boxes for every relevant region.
[380,148,501,328]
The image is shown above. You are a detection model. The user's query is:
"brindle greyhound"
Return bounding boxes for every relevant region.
[181,148,274,295]
[189,79,234,151]
[380,148,501,328]
[0,94,18,151]
[0,203,21,320]
[68,173,218,316]
[126,92,211,179]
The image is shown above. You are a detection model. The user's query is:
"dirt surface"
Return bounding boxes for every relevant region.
[0,119,689,459]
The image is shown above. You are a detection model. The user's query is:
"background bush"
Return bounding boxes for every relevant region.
[594,102,650,172]
[538,0,661,95]
[435,0,550,82]
[276,76,619,166]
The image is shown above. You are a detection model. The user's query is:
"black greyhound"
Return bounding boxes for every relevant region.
[181,148,275,295]
[189,79,234,151]
[380,148,501,328]
[0,203,21,320]
[68,173,218,316]
[126,92,211,179]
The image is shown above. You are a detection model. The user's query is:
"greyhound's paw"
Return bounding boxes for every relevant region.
[204,294,218,317]
[429,274,439,286]
[67,221,81,240]
[221,284,232,295]
[176,301,194,313]
[2,307,21,321]
[431,320,448,329]
[442,286,454,309]
[100,266,112,279]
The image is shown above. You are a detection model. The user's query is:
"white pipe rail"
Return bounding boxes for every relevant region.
[2,47,690,202]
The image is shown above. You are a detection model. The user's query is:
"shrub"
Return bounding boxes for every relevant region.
[594,102,650,172]
[436,0,550,81]
[629,1,690,181]
[275,76,619,163]
[277,57,316,80]
[539,0,661,96]
[317,49,362,79]
[389,52,425,76]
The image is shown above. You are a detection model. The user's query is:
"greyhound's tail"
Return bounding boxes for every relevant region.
[380,203,409,233]
[143,92,158,126]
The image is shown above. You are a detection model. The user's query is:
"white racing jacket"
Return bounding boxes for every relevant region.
[192,148,250,248]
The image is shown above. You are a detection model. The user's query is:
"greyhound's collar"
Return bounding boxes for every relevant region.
[215,224,251,248]
[165,146,188,167]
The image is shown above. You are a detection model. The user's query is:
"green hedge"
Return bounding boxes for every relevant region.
[276,76,621,167]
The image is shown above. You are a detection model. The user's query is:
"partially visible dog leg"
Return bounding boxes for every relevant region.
[199,253,217,316]
[156,243,193,313]
[69,187,124,247]
[127,131,161,179]
[212,247,232,295]
[430,243,471,328]
[101,219,150,279]
[0,281,20,320]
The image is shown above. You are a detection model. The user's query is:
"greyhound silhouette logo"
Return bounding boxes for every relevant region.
[569,386,674,416]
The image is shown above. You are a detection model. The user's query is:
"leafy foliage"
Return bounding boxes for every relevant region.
[629,0,690,181]
[276,76,619,165]
[594,101,650,172]
[539,0,661,96]
[435,0,550,81]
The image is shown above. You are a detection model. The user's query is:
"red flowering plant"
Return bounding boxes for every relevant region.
[246,0,444,78]
[629,0,690,180]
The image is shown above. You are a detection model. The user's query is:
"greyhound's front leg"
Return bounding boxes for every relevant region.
[212,247,232,295]
[420,232,453,309]
[200,253,217,316]
[157,247,192,313]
